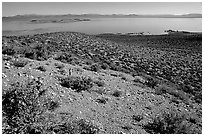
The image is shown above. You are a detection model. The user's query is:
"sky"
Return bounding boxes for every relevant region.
[2,2,202,17]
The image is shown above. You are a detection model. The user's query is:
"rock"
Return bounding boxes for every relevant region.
[4,65,10,69]
[17,72,22,76]
[2,73,7,78]
[5,62,10,66]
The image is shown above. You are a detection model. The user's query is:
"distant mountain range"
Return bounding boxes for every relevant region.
[3,13,202,21]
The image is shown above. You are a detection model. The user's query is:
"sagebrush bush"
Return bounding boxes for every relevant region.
[145,77,158,88]
[49,118,100,134]
[55,52,73,63]
[24,48,36,59]
[96,97,108,104]
[2,55,12,61]
[90,63,101,72]
[155,85,189,104]
[193,93,202,104]
[132,115,143,122]
[36,65,47,72]
[154,85,169,95]
[60,76,93,92]
[2,79,100,134]
[112,90,122,97]
[12,59,30,67]
[89,87,106,95]
[54,63,65,69]
[2,80,60,134]
[2,46,16,55]
[143,110,198,134]
[34,45,49,61]
[94,80,105,87]
[100,63,109,70]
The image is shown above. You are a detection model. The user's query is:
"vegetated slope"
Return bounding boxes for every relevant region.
[2,32,202,134]
[97,34,202,104]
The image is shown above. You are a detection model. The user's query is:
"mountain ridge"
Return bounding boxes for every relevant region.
[3,13,202,18]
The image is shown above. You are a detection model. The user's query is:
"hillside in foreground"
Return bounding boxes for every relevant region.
[2,32,202,134]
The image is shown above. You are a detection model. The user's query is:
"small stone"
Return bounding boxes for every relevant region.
[119,131,125,134]
[5,62,10,66]
[2,73,7,78]
[17,72,22,76]
[5,66,10,69]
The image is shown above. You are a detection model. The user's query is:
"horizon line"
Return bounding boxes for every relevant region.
[3,13,202,18]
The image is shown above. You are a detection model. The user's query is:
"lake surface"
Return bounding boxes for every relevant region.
[2,18,202,36]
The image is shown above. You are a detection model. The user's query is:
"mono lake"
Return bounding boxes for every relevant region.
[2,18,202,36]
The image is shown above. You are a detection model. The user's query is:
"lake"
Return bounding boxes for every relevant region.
[2,18,202,36]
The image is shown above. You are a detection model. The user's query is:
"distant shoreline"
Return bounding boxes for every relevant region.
[2,30,202,37]
[2,13,202,18]
[29,18,90,24]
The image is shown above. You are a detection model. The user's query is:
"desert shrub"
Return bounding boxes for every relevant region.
[83,66,91,71]
[155,85,189,104]
[143,110,196,134]
[24,50,36,59]
[69,56,80,65]
[96,97,108,104]
[154,85,169,95]
[54,63,65,69]
[22,45,49,61]
[132,115,143,122]
[58,69,67,75]
[121,67,132,74]
[36,65,46,72]
[100,63,109,70]
[85,60,93,65]
[34,45,49,61]
[2,78,99,134]
[36,51,49,61]
[2,55,12,61]
[12,59,30,67]
[60,76,93,92]
[193,93,202,104]
[181,84,193,94]
[168,90,189,103]
[121,125,133,131]
[112,90,122,97]
[90,63,100,72]
[2,46,16,55]
[145,77,158,88]
[55,52,72,63]
[94,80,105,87]
[47,100,60,111]
[49,118,100,134]
[133,76,146,84]
[89,87,106,95]
[2,80,60,134]
[109,64,121,71]
[179,84,201,104]
[170,96,181,104]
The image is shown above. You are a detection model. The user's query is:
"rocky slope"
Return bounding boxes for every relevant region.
[2,32,202,134]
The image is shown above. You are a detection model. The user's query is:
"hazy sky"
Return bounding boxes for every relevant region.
[2,2,202,16]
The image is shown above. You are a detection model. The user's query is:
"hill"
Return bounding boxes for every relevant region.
[2,32,202,134]
[3,13,201,22]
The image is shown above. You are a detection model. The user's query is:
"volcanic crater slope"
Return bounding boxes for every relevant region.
[2,32,202,134]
